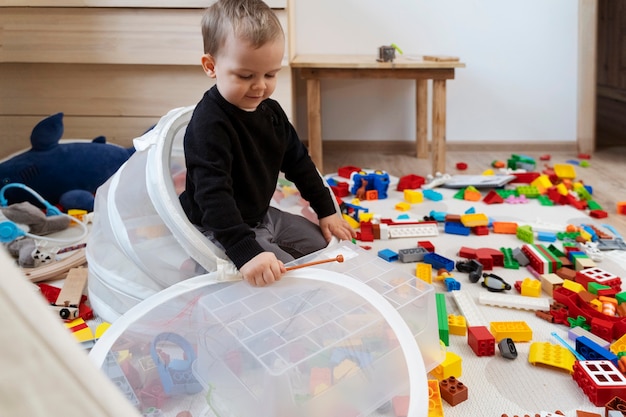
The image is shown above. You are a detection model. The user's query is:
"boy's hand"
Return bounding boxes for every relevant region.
[319,214,356,242]
[240,252,286,287]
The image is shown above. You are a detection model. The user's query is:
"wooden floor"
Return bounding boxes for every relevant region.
[322,144,626,238]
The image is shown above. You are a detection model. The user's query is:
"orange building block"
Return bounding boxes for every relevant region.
[618,201,626,215]
[492,221,518,234]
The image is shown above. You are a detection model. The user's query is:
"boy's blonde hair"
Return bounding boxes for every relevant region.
[201,0,284,56]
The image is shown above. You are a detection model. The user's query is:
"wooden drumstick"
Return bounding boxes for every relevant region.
[285,254,344,271]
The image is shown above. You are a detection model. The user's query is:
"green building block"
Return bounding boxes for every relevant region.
[435,293,449,346]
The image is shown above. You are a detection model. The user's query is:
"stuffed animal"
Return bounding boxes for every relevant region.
[0,112,135,212]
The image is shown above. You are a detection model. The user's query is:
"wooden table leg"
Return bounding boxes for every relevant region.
[432,79,447,175]
[306,78,323,170]
[416,79,428,159]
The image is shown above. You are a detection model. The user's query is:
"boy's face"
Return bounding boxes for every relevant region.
[202,32,284,111]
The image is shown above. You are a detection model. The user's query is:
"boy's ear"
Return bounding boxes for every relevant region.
[201,54,217,78]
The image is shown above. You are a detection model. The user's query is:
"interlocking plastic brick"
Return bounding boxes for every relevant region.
[438,376,468,406]
[429,351,462,381]
[528,342,576,373]
[451,291,488,327]
[467,326,495,356]
[478,292,550,311]
[427,380,444,417]
[489,321,533,342]
[573,360,626,406]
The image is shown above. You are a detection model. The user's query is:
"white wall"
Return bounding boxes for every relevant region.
[291,0,579,143]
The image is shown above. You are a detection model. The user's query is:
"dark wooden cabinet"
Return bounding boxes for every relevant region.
[596,0,626,147]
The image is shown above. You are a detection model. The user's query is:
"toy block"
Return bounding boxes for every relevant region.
[590,317,614,342]
[498,338,518,359]
[617,202,626,215]
[448,314,467,336]
[427,380,444,417]
[576,336,619,365]
[418,240,435,252]
[489,321,532,342]
[386,221,439,238]
[610,333,626,355]
[444,277,461,291]
[444,221,470,236]
[528,342,576,373]
[492,221,518,234]
[467,326,495,356]
[460,212,488,227]
[483,190,504,204]
[451,291,488,327]
[436,293,449,346]
[589,209,608,219]
[377,249,398,262]
[403,189,423,203]
[569,326,611,350]
[416,263,433,284]
[365,189,378,200]
[394,201,411,211]
[342,213,360,229]
[398,247,427,263]
[500,247,520,269]
[520,277,541,297]
[423,189,443,201]
[424,252,455,272]
[396,174,426,191]
[537,230,557,242]
[478,292,550,311]
[463,186,482,201]
[429,350,462,380]
[472,225,490,235]
[572,360,626,406]
[605,396,626,417]
[337,165,360,179]
[475,247,504,269]
[439,376,468,406]
[576,267,622,293]
[516,225,534,244]
[540,273,564,296]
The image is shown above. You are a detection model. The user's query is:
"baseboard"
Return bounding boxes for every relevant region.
[311,140,578,154]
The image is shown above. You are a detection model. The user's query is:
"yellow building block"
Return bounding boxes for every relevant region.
[520,277,541,297]
[448,314,467,336]
[342,213,360,229]
[554,163,577,180]
[528,342,576,373]
[562,278,585,293]
[555,183,569,196]
[460,212,489,227]
[589,298,603,312]
[427,380,445,417]
[358,212,374,222]
[429,351,462,380]
[403,189,423,204]
[530,174,553,193]
[395,201,411,211]
[490,321,533,342]
[416,263,433,284]
[610,333,626,355]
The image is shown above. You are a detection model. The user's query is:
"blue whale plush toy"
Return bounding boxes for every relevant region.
[0,112,135,212]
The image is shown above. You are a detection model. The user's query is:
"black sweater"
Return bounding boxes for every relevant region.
[180,86,336,268]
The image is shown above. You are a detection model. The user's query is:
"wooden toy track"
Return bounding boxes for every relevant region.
[22,248,87,283]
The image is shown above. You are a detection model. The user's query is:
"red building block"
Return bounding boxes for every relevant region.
[396,174,426,191]
[418,240,435,253]
[467,326,495,356]
[576,267,622,293]
[337,165,361,179]
[439,376,468,406]
[572,360,626,407]
[483,190,504,204]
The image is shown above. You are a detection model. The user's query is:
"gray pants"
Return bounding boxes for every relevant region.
[202,206,328,264]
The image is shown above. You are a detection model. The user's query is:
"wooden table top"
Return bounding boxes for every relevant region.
[290,54,466,69]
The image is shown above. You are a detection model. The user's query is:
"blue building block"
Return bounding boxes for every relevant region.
[429,210,447,222]
[424,252,455,272]
[464,207,476,214]
[444,222,471,236]
[423,189,443,201]
[377,248,398,262]
[444,277,461,291]
[350,170,390,199]
[536,231,557,242]
[575,336,619,366]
